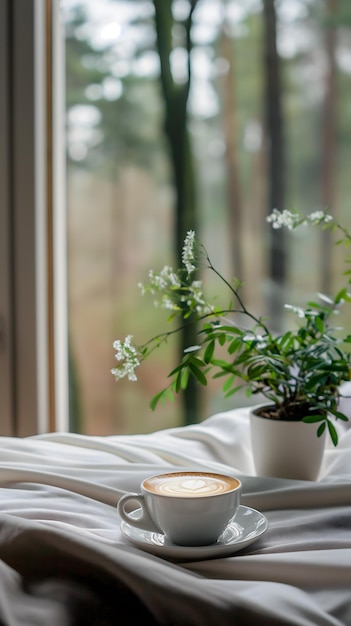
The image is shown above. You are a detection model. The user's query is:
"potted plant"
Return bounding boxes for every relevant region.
[111,210,351,479]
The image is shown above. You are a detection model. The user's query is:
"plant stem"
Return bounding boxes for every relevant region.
[203,249,270,334]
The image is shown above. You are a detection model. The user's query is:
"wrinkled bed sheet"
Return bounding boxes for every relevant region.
[0,404,351,625]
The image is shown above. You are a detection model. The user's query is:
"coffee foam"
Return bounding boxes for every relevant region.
[144,472,239,497]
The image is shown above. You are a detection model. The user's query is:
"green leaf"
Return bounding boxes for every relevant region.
[247,363,267,379]
[335,287,348,304]
[218,334,226,346]
[168,361,189,377]
[212,370,230,379]
[303,374,328,389]
[213,368,242,380]
[329,409,349,422]
[302,414,325,423]
[315,317,324,333]
[306,301,330,311]
[222,374,235,392]
[203,340,215,364]
[327,419,338,446]
[180,367,189,390]
[175,370,183,393]
[150,388,171,410]
[188,362,208,386]
[317,422,326,437]
[189,356,207,368]
[277,331,292,348]
[211,358,234,370]
[228,338,242,355]
[212,325,243,335]
[224,384,245,398]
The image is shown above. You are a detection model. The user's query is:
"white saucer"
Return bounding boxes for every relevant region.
[120,505,268,561]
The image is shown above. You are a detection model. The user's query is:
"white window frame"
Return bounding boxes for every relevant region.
[0,0,68,435]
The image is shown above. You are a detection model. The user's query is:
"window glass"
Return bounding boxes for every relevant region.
[63,0,180,434]
[61,0,351,435]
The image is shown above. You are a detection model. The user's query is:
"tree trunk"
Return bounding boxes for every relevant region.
[153,0,200,425]
[220,10,243,283]
[262,0,286,330]
[320,0,337,296]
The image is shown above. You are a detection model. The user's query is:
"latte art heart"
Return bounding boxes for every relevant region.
[159,477,227,496]
[181,479,207,492]
[145,472,239,497]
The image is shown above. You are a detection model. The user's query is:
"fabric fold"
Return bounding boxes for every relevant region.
[0,406,349,624]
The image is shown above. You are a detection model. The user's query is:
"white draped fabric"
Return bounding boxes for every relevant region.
[0,405,350,625]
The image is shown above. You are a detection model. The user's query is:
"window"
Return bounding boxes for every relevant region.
[2,0,350,437]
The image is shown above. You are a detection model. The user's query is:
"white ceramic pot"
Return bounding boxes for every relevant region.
[250,404,327,480]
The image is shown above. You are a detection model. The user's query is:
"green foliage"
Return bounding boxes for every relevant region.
[164,304,351,435]
[112,212,351,446]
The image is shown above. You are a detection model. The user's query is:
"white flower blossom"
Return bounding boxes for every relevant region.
[161,296,177,311]
[267,208,334,231]
[243,333,264,342]
[138,282,146,296]
[144,266,181,293]
[111,335,140,381]
[266,209,300,230]
[243,333,268,349]
[308,211,333,223]
[182,230,196,275]
[284,304,305,318]
[160,265,181,287]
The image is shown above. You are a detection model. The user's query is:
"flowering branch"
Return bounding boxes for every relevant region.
[111,209,351,445]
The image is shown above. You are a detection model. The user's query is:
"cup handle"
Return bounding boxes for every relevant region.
[117,493,161,533]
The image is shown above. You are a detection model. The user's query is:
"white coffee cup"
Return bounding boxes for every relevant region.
[117,470,241,546]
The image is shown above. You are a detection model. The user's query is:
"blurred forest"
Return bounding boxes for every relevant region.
[62,0,351,435]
